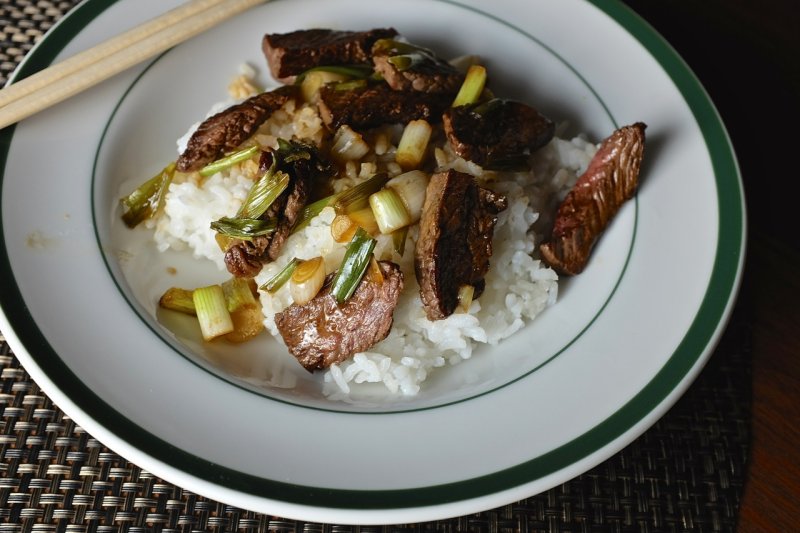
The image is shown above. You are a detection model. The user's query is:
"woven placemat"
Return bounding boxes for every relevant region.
[0,1,751,531]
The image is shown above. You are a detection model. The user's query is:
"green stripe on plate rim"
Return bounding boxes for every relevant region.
[0,0,744,511]
[89,1,629,414]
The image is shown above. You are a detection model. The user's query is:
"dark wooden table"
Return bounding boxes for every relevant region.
[624,1,800,530]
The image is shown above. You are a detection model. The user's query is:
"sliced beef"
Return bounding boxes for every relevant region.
[275,261,404,371]
[442,99,555,168]
[224,145,331,278]
[262,28,397,82]
[415,169,507,321]
[540,122,647,275]
[176,85,298,172]
[317,82,451,131]
[371,39,464,94]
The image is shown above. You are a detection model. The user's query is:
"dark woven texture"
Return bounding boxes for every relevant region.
[0,1,751,531]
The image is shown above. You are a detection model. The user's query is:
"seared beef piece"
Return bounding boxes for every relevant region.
[262,28,397,82]
[442,99,555,168]
[371,39,464,94]
[318,82,451,131]
[540,123,646,275]
[176,85,297,172]
[415,169,507,321]
[275,261,404,371]
[224,146,331,278]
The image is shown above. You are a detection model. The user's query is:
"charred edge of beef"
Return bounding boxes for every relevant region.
[262,28,398,82]
[442,99,555,168]
[176,85,298,172]
[274,261,404,371]
[415,169,507,321]
[224,147,331,278]
[540,122,646,276]
[317,82,452,131]
[371,40,464,95]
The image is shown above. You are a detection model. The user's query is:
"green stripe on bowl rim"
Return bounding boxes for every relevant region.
[0,0,744,512]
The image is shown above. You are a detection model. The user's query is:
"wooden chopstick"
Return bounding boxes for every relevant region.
[0,0,268,130]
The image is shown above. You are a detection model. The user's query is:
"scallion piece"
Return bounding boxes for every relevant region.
[369,187,412,234]
[237,170,290,219]
[392,226,409,257]
[330,228,376,305]
[120,162,175,228]
[395,120,432,170]
[452,64,487,107]
[210,217,276,240]
[158,286,196,315]
[292,194,336,233]
[332,172,390,214]
[334,79,368,91]
[260,257,300,293]
[294,64,374,84]
[199,145,260,177]
[192,285,234,341]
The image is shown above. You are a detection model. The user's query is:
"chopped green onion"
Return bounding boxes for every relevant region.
[158,287,196,315]
[330,228,376,305]
[392,226,409,257]
[210,217,276,240]
[386,170,428,222]
[292,195,336,233]
[452,64,487,107]
[237,170,290,219]
[290,256,327,305]
[456,284,475,313]
[294,64,374,84]
[387,54,426,71]
[330,125,371,161]
[260,257,300,293]
[120,162,175,228]
[332,172,390,214]
[199,145,259,177]
[369,187,412,234]
[193,285,234,341]
[334,79,368,91]
[395,120,432,170]
[221,277,258,313]
[276,138,313,164]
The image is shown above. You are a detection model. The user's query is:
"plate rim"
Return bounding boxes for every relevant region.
[0,0,746,521]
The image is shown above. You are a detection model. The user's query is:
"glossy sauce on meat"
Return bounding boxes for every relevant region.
[540,122,646,275]
[274,261,404,370]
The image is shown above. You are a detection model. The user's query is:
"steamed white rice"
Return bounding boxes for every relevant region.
[151,76,597,398]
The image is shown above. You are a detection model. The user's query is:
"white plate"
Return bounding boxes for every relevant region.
[0,0,745,524]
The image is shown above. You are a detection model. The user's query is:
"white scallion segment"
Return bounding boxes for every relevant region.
[386,170,428,223]
[456,284,475,313]
[331,124,370,161]
[395,119,432,170]
[369,188,412,234]
[192,285,234,341]
[289,256,326,305]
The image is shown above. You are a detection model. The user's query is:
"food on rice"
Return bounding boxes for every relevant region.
[120,27,646,398]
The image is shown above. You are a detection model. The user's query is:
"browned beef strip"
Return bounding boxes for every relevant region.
[275,261,404,371]
[176,86,298,172]
[371,40,464,94]
[415,169,507,321]
[540,123,646,275]
[442,99,555,168]
[223,146,328,278]
[317,82,452,131]
[262,28,397,82]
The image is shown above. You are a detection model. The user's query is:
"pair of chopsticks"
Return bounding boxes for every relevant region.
[0,0,268,130]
